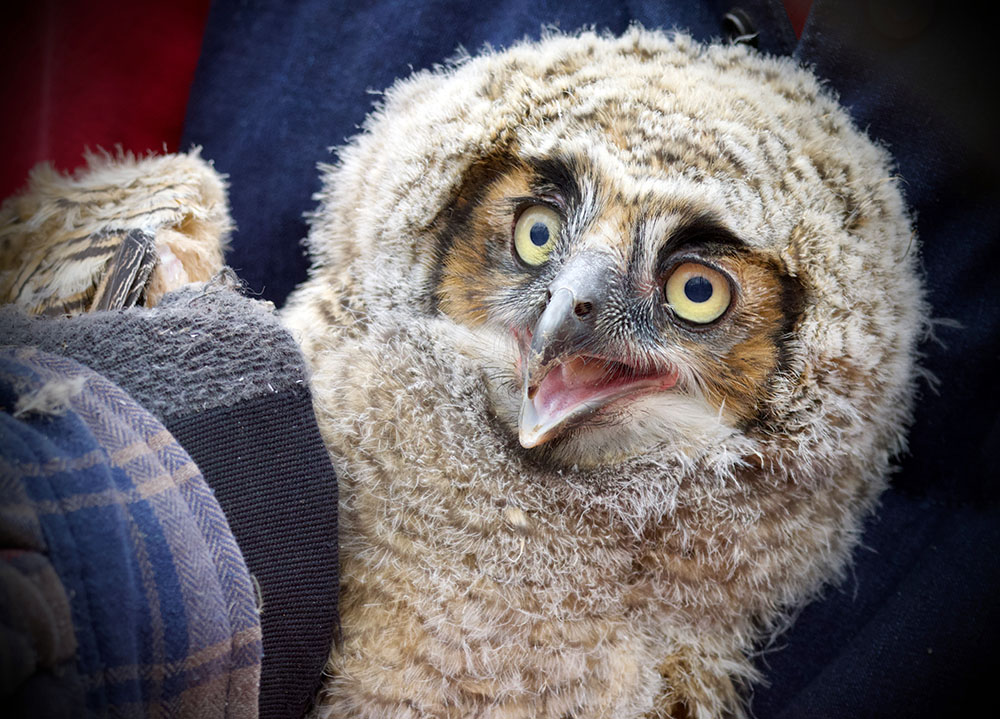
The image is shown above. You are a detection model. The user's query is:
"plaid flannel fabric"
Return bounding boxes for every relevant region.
[1,346,262,717]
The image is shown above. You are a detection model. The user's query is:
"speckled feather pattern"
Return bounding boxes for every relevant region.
[283,28,925,719]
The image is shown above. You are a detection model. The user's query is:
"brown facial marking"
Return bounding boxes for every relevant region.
[434,157,536,326]
[689,253,803,426]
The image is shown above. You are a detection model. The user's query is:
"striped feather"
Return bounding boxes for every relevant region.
[0,150,231,316]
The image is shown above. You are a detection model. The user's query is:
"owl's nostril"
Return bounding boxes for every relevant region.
[574,301,593,318]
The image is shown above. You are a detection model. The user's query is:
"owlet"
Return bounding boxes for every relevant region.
[284,28,925,719]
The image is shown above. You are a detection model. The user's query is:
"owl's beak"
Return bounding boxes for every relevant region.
[517,252,677,448]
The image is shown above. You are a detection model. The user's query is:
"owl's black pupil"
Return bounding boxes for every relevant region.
[684,276,713,303]
[529,222,550,246]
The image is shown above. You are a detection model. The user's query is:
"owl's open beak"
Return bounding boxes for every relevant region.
[518,252,678,448]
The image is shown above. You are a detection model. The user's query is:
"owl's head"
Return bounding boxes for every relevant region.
[296,28,924,474]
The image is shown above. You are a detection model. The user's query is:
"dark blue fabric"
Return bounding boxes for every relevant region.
[796,0,1000,504]
[183,0,999,715]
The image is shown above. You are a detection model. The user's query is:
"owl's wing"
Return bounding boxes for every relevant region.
[0,151,232,317]
[2,228,158,316]
[89,230,159,313]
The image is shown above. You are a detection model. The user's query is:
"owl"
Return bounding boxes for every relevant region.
[283,28,925,719]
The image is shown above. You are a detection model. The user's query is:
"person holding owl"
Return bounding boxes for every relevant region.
[2,0,997,717]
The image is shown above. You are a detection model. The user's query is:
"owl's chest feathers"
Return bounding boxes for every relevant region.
[327,420,815,717]
[331,451,724,715]
[336,442,807,625]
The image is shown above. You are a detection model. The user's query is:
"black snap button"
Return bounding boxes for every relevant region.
[723,8,759,47]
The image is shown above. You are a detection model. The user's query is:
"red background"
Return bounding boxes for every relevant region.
[0,0,212,199]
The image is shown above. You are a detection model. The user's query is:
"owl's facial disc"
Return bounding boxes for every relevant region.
[518,252,679,448]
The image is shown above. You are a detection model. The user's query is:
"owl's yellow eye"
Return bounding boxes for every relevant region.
[665,262,732,324]
[513,205,561,266]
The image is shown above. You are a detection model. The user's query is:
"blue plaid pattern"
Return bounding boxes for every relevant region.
[1,347,262,717]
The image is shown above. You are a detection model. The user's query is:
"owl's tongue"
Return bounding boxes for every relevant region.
[518,354,678,448]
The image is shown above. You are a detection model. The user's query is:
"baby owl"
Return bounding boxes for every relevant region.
[283,28,925,719]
